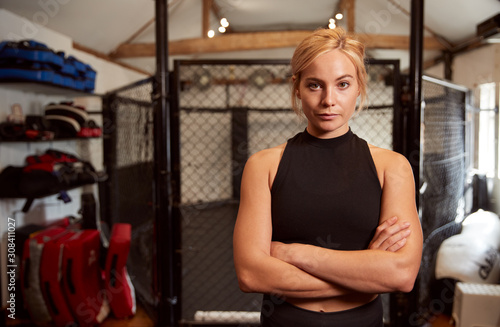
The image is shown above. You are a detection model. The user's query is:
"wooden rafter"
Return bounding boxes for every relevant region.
[339,0,355,32]
[111,31,446,58]
[73,0,447,75]
[202,0,233,37]
[386,0,454,50]
[210,0,232,33]
[202,0,212,38]
[108,17,155,58]
[73,42,151,75]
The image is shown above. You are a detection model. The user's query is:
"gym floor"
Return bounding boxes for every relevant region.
[99,311,454,327]
[3,309,453,327]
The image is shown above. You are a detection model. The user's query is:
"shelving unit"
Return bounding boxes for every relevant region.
[0,80,120,326]
[0,81,104,212]
[0,137,101,144]
[0,81,100,97]
[0,136,101,143]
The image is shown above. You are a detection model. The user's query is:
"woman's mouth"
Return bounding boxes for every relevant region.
[319,113,338,120]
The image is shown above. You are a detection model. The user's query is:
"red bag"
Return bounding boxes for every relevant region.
[25,149,79,166]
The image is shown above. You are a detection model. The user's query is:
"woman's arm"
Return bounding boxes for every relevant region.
[270,151,423,294]
[233,148,349,298]
[233,148,414,298]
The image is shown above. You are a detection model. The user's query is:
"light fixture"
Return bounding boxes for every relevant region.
[335,13,343,20]
[220,17,229,28]
[249,69,274,90]
[207,30,215,38]
[476,13,500,43]
[219,26,226,33]
[328,18,336,29]
[194,68,212,90]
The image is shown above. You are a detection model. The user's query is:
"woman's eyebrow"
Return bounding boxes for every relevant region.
[304,77,322,82]
[304,74,355,82]
[336,74,355,81]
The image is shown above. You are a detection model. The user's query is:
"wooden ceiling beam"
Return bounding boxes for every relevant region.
[73,42,151,75]
[211,0,233,33]
[202,0,212,38]
[108,17,155,58]
[112,31,446,58]
[358,33,444,50]
[339,0,355,32]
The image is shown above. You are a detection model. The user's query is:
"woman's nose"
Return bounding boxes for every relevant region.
[322,87,336,107]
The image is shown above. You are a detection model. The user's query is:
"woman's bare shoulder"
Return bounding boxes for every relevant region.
[368,144,415,188]
[243,143,287,188]
[368,144,411,168]
[247,143,287,166]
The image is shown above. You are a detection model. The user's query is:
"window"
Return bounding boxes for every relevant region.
[475,83,499,178]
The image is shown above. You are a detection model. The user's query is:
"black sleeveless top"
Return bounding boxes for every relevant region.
[271,129,382,250]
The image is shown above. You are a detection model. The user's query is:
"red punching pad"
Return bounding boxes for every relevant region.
[105,223,136,318]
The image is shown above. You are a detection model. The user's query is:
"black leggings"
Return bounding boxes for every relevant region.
[260,295,383,327]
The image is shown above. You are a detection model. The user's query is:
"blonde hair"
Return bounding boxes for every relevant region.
[290,27,367,116]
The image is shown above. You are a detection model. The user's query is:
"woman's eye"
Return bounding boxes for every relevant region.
[308,83,321,90]
[339,81,349,88]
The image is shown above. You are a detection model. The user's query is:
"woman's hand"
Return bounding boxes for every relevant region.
[234,147,350,298]
[271,216,411,263]
[268,151,422,295]
[270,241,291,263]
[368,216,411,252]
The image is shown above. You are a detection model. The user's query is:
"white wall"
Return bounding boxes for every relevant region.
[0,9,148,305]
[424,43,500,88]
[0,9,148,94]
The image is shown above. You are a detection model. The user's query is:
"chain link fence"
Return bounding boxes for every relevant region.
[101,78,157,319]
[175,60,400,325]
[415,76,470,323]
[101,61,473,326]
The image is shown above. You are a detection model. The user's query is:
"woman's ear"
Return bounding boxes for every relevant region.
[292,75,301,99]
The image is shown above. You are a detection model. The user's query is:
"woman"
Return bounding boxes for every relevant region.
[233,27,423,327]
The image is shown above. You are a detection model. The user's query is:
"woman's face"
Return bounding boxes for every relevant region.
[297,49,360,139]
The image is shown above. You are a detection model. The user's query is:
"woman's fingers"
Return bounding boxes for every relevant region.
[385,229,411,252]
[369,217,411,251]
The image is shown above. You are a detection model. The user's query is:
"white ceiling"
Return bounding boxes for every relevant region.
[1,0,499,74]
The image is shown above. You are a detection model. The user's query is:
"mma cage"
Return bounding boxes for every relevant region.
[100,58,474,327]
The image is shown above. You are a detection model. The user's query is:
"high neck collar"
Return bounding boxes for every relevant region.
[302,128,353,147]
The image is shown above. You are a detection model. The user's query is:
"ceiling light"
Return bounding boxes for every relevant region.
[328,22,336,29]
[335,13,343,20]
[219,26,226,33]
[329,18,335,24]
[220,18,229,28]
[207,30,215,38]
